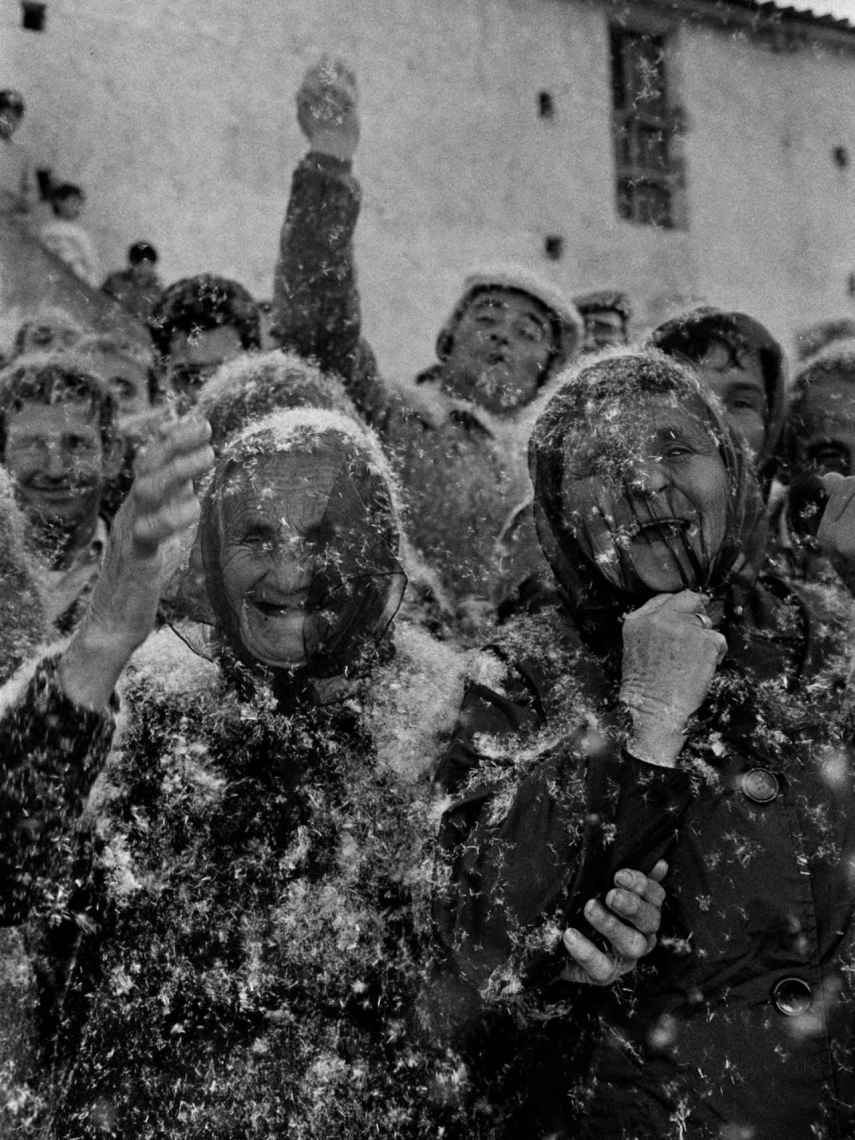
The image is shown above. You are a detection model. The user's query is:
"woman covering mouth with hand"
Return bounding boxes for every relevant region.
[436,350,855,1139]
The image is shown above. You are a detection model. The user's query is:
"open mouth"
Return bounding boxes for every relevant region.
[247,595,307,619]
[623,516,691,540]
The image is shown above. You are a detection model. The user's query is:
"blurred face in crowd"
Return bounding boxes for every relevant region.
[4,398,110,537]
[55,193,84,222]
[85,347,151,422]
[0,108,22,141]
[16,319,80,356]
[443,288,556,414]
[166,326,244,403]
[130,258,158,286]
[791,370,855,477]
[691,336,767,460]
[583,309,626,353]
[563,394,729,594]
[218,450,389,669]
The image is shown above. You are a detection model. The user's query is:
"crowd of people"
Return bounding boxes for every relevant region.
[1,55,855,1140]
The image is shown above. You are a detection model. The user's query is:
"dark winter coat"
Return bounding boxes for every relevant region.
[434,354,855,1139]
[0,622,469,1138]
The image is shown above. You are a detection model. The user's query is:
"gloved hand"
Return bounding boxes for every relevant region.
[296,56,359,162]
[620,589,727,767]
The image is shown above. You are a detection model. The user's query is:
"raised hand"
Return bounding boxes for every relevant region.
[296,55,359,162]
[620,590,726,767]
[59,415,214,709]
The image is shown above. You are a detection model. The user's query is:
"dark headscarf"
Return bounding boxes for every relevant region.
[529,351,767,651]
[198,409,405,682]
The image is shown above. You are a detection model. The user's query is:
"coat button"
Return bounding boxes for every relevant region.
[771,977,813,1016]
[740,768,780,804]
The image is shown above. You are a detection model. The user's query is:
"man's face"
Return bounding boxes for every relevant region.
[55,194,83,222]
[0,109,22,141]
[442,288,556,414]
[166,326,244,404]
[582,309,626,353]
[792,371,855,477]
[4,399,106,531]
[692,337,767,460]
[562,394,730,594]
[85,348,150,422]
[130,259,158,287]
[219,450,388,669]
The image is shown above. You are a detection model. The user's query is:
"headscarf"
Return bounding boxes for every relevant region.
[529,350,767,650]
[198,408,406,680]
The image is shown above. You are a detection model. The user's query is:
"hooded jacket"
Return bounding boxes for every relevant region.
[435,353,855,1139]
[0,411,473,1138]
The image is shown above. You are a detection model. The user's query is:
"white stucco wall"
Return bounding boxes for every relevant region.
[2,0,854,376]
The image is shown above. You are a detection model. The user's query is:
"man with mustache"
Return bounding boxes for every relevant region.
[0,355,122,634]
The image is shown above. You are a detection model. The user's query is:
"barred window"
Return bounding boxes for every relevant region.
[610,27,683,229]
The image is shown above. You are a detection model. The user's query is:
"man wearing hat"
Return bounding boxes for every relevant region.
[574,289,632,352]
[0,89,35,216]
[271,59,582,636]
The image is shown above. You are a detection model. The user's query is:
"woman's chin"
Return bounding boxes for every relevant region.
[238,607,310,669]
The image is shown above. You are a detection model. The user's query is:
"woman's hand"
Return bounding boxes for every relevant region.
[59,415,214,709]
[620,590,726,767]
[562,860,668,985]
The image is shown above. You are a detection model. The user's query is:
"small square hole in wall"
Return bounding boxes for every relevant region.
[833,146,849,170]
[21,1,47,31]
[36,168,53,201]
[544,234,564,261]
[538,91,554,120]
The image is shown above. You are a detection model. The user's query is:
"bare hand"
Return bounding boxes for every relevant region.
[816,473,855,593]
[620,590,726,767]
[562,861,668,985]
[296,56,359,162]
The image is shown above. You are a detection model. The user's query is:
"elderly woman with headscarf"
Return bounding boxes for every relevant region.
[436,349,855,1139]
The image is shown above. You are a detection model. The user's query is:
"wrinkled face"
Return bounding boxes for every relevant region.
[166,326,244,403]
[443,288,556,414]
[582,309,626,353]
[692,337,767,460]
[4,399,106,530]
[85,348,151,421]
[218,450,394,669]
[562,394,730,593]
[792,371,855,477]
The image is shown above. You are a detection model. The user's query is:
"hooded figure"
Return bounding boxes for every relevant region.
[435,350,855,1139]
[0,407,473,1138]
[649,305,788,493]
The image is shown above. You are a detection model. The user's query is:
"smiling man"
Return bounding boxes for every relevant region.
[0,354,121,632]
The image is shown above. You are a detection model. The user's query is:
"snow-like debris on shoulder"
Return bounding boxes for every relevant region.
[365,620,470,782]
[122,625,220,701]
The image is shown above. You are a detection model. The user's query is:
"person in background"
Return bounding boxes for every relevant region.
[0,89,36,217]
[573,289,632,352]
[2,308,84,365]
[40,183,100,288]
[0,354,121,634]
[271,58,582,638]
[148,274,260,406]
[101,241,163,323]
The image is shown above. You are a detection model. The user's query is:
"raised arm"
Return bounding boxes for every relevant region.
[271,57,363,380]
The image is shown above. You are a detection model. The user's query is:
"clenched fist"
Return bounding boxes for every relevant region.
[296,56,359,162]
[620,590,726,767]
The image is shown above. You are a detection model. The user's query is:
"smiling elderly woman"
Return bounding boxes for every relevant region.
[436,350,855,1138]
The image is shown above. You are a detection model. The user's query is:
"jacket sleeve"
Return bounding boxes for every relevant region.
[271,150,363,380]
[0,656,115,924]
[434,669,693,997]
